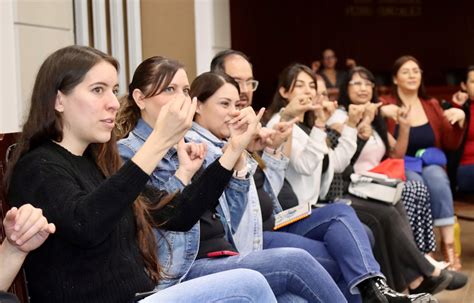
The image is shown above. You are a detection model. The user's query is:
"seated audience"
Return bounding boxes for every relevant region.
[116,56,347,302]
[265,62,467,296]
[4,45,279,303]
[380,56,466,271]
[446,65,474,194]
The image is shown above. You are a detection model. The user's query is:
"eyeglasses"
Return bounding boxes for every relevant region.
[399,69,423,76]
[234,79,259,92]
[348,80,375,88]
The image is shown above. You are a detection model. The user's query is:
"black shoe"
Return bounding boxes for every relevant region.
[410,269,452,295]
[360,277,436,303]
[444,269,468,290]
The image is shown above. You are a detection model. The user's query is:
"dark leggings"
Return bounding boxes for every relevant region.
[347,194,435,292]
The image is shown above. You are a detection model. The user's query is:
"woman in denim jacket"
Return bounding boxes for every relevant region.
[188,70,435,303]
[117,56,346,303]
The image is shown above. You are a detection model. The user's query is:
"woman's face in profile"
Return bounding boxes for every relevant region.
[55,61,119,147]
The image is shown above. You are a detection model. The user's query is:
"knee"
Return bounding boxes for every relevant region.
[231,269,268,287]
[328,203,357,218]
[423,165,449,181]
[271,247,317,270]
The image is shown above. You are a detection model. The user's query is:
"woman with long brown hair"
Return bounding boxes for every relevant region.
[381,56,466,271]
[4,45,277,303]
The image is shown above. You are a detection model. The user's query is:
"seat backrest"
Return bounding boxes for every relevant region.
[1,134,29,302]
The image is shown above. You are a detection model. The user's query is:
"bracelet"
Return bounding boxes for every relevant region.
[233,166,249,179]
[314,123,326,129]
[264,145,284,155]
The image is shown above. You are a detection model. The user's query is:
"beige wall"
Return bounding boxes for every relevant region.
[141,0,197,80]
[0,0,75,133]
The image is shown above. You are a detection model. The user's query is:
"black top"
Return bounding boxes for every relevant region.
[396,123,435,156]
[7,141,232,303]
[254,167,275,231]
[0,292,19,303]
[278,179,299,210]
[196,210,237,259]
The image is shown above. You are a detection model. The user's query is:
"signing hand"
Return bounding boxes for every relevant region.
[346,104,366,128]
[380,104,400,122]
[280,94,317,121]
[4,204,55,253]
[153,95,197,148]
[452,91,469,107]
[357,123,373,140]
[175,139,208,185]
[397,105,411,128]
[227,107,266,151]
[444,107,466,126]
[361,102,382,125]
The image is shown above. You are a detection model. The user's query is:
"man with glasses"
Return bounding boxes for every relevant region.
[210,50,259,109]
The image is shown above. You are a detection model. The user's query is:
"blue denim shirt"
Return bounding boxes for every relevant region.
[187,123,290,255]
[117,119,250,289]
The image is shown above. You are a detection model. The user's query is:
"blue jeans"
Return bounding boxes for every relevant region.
[142,269,276,302]
[267,204,382,302]
[457,164,474,193]
[184,247,347,303]
[406,165,455,226]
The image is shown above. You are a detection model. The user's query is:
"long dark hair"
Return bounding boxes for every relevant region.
[6,45,165,283]
[265,63,317,127]
[115,56,184,138]
[190,71,240,104]
[392,55,430,105]
[339,66,389,152]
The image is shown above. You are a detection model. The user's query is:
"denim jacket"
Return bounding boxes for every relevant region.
[117,119,250,289]
[187,123,290,255]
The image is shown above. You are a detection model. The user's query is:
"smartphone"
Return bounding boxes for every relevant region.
[207,250,239,258]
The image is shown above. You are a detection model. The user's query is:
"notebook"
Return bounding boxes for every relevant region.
[274,203,312,230]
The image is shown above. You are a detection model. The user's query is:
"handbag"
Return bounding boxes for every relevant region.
[369,158,406,181]
[348,171,404,205]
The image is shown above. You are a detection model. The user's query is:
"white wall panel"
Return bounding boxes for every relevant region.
[15,0,73,29]
[0,0,21,133]
[16,25,74,119]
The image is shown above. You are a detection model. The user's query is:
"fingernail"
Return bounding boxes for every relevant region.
[11,234,17,241]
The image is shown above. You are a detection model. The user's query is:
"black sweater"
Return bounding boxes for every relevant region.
[7,141,232,303]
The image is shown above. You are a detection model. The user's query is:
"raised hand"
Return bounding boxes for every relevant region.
[247,126,275,153]
[175,139,208,185]
[380,104,400,122]
[357,123,373,140]
[268,117,298,149]
[314,96,338,127]
[280,94,317,121]
[4,204,55,253]
[452,91,469,107]
[153,95,197,148]
[219,108,265,171]
[346,104,366,128]
[444,107,466,126]
[397,105,411,128]
[361,102,382,125]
